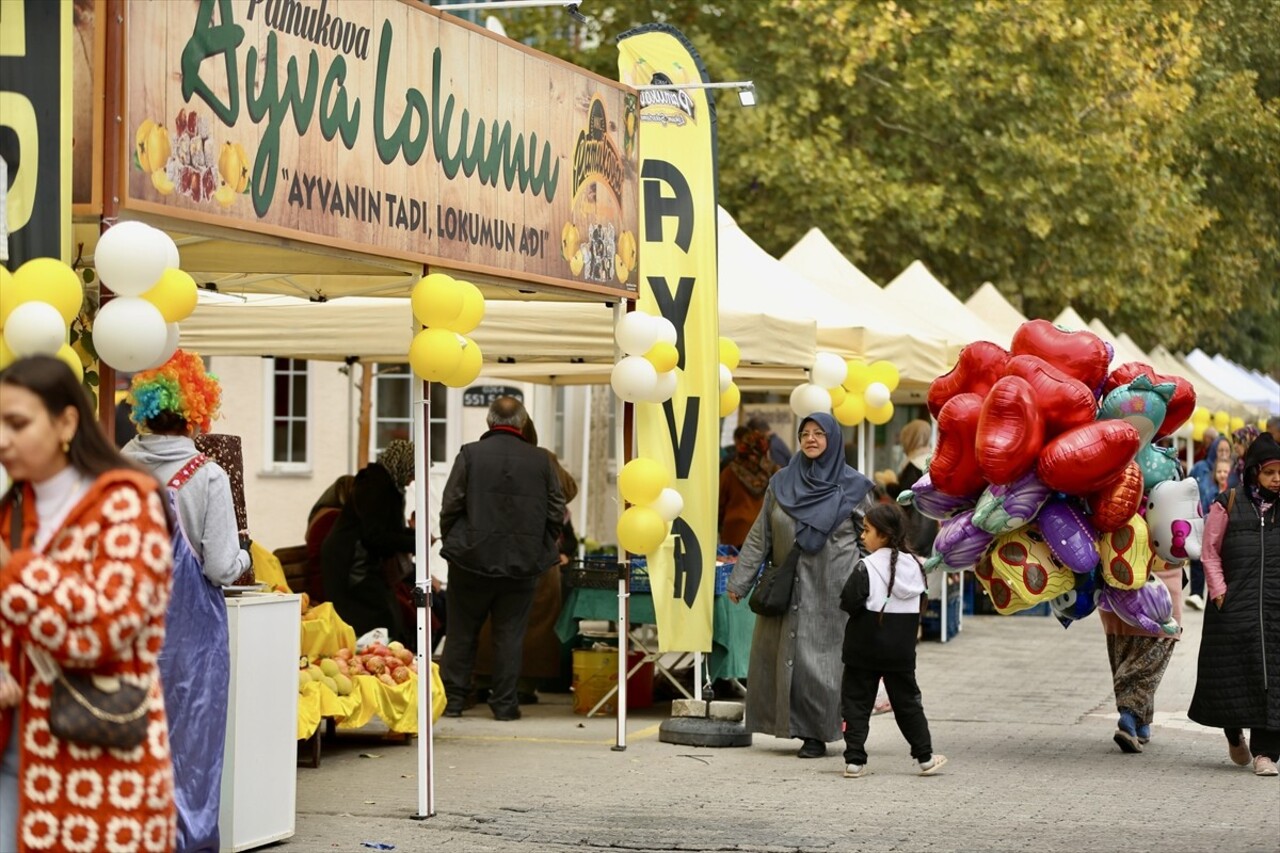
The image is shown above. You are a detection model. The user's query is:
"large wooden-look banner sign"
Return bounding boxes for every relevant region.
[618,24,718,653]
[122,0,639,297]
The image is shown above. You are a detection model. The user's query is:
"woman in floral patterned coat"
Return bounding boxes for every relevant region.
[0,355,176,853]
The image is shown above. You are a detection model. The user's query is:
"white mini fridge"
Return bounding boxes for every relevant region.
[220,593,301,851]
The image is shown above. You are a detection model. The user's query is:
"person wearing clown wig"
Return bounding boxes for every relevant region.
[1189,433,1280,777]
[122,349,249,851]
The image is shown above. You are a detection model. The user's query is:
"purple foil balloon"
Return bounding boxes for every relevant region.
[1037,498,1100,574]
[971,470,1053,534]
[923,509,995,573]
[1097,574,1178,635]
[1092,342,1116,399]
[900,471,976,522]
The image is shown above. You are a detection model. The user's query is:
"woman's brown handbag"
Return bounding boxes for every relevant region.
[47,668,151,750]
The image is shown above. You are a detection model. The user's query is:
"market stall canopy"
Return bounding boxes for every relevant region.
[1088,318,1148,368]
[778,227,952,382]
[1052,306,1090,331]
[179,294,817,385]
[1145,345,1249,416]
[1188,351,1279,416]
[965,282,1028,344]
[883,261,1006,348]
[718,210,942,394]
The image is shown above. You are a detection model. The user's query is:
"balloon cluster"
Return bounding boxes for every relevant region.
[788,352,901,426]
[902,318,1202,634]
[0,259,88,379]
[1190,406,1245,441]
[718,337,741,417]
[615,458,683,555]
[408,273,486,387]
[91,222,197,371]
[610,312,679,404]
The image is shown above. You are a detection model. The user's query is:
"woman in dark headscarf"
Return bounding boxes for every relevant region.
[321,440,417,647]
[719,428,779,549]
[726,412,874,758]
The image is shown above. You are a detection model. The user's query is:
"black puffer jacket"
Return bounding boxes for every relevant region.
[440,429,564,578]
[1188,443,1280,730]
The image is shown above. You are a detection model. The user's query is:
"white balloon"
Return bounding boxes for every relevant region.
[95,222,169,296]
[790,383,832,418]
[719,364,733,394]
[143,322,182,370]
[651,487,684,522]
[94,297,168,371]
[654,316,678,347]
[649,369,677,403]
[811,351,847,388]
[610,355,658,402]
[864,381,891,408]
[159,232,180,271]
[615,312,660,356]
[3,301,65,356]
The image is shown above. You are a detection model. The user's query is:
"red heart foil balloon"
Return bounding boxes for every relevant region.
[1104,362,1197,439]
[1036,419,1142,496]
[975,375,1045,485]
[1087,461,1144,533]
[929,392,987,497]
[927,341,1009,417]
[1003,354,1098,437]
[1011,319,1110,391]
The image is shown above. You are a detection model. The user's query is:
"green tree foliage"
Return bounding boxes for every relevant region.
[499,0,1279,372]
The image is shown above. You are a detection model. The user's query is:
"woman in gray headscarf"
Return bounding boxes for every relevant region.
[321,440,418,647]
[727,412,874,758]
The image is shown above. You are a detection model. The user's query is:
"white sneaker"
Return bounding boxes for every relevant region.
[918,754,948,776]
[1185,594,1205,611]
[843,763,867,778]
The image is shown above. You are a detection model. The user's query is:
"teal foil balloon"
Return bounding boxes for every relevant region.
[1098,374,1176,445]
[1137,443,1182,494]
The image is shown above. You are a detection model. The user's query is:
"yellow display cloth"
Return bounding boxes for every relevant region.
[250,541,289,591]
[296,664,446,739]
[299,603,358,659]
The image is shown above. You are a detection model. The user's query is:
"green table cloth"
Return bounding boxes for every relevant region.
[555,587,756,680]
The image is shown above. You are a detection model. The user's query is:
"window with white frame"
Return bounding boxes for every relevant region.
[372,363,449,464]
[265,358,310,471]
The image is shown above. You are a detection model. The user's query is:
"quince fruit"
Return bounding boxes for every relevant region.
[569,248,585,277]
[218,141,250,194]
[136,122,171,174]
[560,220,581,261]
[617,230,637,269]
[151,169,175,196]
[614,254,630,283]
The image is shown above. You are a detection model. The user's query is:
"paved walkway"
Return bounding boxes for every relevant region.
[284,606,1278,852]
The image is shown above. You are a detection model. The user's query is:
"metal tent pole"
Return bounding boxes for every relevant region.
[412,376,435,819]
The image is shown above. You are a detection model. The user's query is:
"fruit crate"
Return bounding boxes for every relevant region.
[626,556,736,595]
[565,558,625,590]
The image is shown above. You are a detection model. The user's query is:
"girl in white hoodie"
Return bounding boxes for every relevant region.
[838,503,946,778]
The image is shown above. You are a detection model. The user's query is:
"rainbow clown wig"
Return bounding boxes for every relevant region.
[128,349,222,435]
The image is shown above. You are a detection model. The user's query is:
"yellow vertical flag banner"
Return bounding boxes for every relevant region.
[618,25,719,653]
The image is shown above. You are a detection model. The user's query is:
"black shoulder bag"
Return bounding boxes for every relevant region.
[747,493,801,617]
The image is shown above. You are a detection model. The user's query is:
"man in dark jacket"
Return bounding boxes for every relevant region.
[439,397,564,720]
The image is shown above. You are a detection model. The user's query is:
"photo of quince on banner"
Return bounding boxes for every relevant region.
[0,222,198,375]
[897,318,1204,634]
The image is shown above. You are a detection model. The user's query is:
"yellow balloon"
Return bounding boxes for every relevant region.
[834,394,865,426]
[1192,424,1206,442]
[1261,419,1270,432]
[719,382,740,417]
[1230,416,1245,432]
[0,266,14,327]
[616,506,668,555]
[444,336,483,387]
[619,458,669,506]
[843,359,870,393]
[0,336,14,370]
[718,337,740,371]
[644,341,679,373]
[408,328,464,382]
[867,360,900,393]
[1191,406,1210,426]
[411,273,463,328]
[13,258,84,325]
[141,268,198,323]
[866,401,895,425]
[450,280,486,334]
[828,385,847,407]
[55,343,84,382]
[1212,410,1230,432]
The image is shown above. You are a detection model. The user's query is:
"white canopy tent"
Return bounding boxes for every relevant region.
[1052,305,1091,332]
[1088,318,1149,368]
[1186,349,1276,414]
[965,282,1029,345]
[883,260,1006,349]
[1145,345,1252,417]
[777,227,953,387]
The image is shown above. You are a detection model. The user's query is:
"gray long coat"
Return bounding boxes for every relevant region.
[727,485,870,742]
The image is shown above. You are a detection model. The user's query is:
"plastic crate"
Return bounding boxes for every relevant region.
[565,558,624,590]
[624,557,736,595]
[921,587,962,641]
